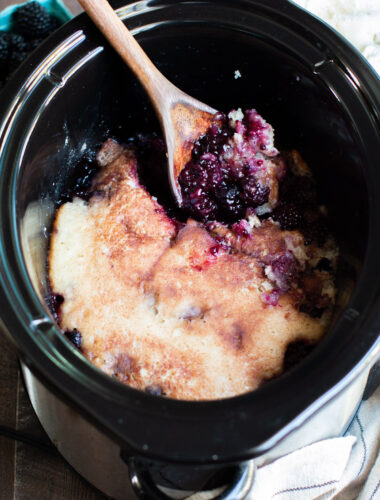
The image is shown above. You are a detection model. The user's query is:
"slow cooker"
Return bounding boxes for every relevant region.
[0,0,379,498]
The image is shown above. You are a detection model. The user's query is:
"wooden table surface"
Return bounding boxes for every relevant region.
[0,333,110,499]
[0,5,111,499]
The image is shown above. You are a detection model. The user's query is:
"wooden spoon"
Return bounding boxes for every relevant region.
[77,0,218,205]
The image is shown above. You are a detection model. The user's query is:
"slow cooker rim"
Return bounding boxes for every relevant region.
[0,0,379,463]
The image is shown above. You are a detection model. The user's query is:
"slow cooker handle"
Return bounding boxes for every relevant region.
[128,458,255,499]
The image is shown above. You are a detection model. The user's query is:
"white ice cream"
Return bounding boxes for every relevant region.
[292,0,380,74]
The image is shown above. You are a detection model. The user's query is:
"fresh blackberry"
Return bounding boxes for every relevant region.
[13,2,53,38]
[5,34,28,77]
[28,37,44,52]
[47,16,61,35]
[8,50,28,75]
[0,31,11,70]
[8,32,27,53]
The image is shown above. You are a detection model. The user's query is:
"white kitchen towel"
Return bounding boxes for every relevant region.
[245,376,380,500]
[250,437,356,499]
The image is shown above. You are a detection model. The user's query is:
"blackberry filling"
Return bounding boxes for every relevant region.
[64,329,82,350]
[179,109,280,223]
[47,106,338,399]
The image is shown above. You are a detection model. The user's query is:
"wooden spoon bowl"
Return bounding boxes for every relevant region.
[78,0,218,205]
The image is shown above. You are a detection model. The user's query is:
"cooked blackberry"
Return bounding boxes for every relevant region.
[64,329,82,350]
[179,109,282,224]
[48,293,64,321]
[12,2,53,38]
[272,202,303,230]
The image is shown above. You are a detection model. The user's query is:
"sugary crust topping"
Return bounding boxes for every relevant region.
[49,139,337,400]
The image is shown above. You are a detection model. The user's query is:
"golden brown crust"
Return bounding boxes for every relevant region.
[48,141,335,400]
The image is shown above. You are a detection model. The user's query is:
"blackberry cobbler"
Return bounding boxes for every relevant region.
[48,109,338,400]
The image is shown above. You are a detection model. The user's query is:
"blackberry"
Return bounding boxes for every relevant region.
[8,32,27,53]
[13,2,53,38]
[178,162,208,194]
[273,202,302,230]
[215,184,245,220]
[0,31,11,70]
[28,37,44,52]
[8,50,28,75]
[64,329,82,350]
[241,177,269,207]
[187,190,218,221]
[47,16,61,35]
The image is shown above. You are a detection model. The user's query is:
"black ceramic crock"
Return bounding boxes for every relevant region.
[0,0,379,498]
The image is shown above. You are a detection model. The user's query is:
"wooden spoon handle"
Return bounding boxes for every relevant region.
[77,0,170,109]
